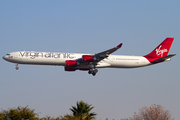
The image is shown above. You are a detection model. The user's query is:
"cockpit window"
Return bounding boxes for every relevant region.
[6,54,10,56]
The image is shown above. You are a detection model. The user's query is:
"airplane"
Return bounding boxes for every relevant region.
[3,38,176,76]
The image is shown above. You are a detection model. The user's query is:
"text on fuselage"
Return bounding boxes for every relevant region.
[19,52,75,59]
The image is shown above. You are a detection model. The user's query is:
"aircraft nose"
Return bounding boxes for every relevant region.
[2,55,7,60]
[2,56,5,60]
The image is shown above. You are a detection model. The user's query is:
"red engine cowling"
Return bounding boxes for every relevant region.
[66,60,78,67]
[64,66,76,71]
[82,55,96,62]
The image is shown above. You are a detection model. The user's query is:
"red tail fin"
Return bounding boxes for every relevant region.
[144,38,174,62]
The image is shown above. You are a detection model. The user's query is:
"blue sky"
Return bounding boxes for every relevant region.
[0,1,179,119]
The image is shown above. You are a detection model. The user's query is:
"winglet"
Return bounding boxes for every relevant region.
[117,43,123,48]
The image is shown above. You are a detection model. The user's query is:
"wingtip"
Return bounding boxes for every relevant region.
[117,43,123,48]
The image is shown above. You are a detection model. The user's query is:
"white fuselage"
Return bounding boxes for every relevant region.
[2,38,175,76]
[3,51,152,69]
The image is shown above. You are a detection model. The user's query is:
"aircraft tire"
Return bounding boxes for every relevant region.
[15,66,19,70]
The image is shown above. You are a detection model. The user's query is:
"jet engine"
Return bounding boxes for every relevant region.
[82,55,97,62]
[64,66,76,71]
[66,60,79,67]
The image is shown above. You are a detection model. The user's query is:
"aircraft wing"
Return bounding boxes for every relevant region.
[76,43,123,66]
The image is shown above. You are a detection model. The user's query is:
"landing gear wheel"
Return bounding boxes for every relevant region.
[15,64,19,70]
[15,66,19,70]
[88,69,93,74]
[92,69,98,76]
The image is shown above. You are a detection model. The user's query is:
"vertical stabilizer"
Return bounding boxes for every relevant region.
[144,38,174,63]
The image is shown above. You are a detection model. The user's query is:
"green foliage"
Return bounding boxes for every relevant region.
[69,101,97,120]
[60,114,80,120]
[39,116,61,120]
[0,112,5,120]
[0,106,39,120]
[0,102,97,120]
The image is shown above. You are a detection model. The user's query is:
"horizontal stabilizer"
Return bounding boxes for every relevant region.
[153,54,176,63]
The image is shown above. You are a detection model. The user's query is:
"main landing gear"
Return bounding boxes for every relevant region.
[88,64,98,76]
[88,68,98,76]
[15,64,19,70]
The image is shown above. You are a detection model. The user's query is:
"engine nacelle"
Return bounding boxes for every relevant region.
[64,66,76,71]
[66,60,79,67]
[82,55,97,62]
[79,68,89,71]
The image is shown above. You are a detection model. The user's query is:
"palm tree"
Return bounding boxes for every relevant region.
[69,101,97,120]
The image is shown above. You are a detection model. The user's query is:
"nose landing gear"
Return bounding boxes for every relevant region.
[15,64,19,70]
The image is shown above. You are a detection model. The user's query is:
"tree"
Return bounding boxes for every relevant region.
[60,114,80,120]
[39,116,61,120]
[0,106,39,120]
[69,101,97,120]
[129,104,174,120]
